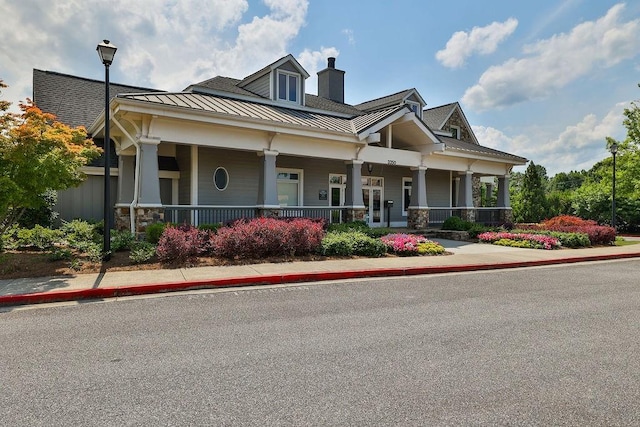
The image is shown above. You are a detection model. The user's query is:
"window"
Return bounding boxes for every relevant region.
[213,167,229,191]
[277,70,299,103]
[450,125,461,139]
[277,168,303,206]
[406,101,422,119]
[402,178,412,216]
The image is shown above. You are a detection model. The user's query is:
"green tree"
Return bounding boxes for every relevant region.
[0,82,101,233]
[515,161,548,223]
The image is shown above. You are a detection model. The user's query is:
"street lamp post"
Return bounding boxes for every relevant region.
[97,40,117,260]
[610,141,618,229]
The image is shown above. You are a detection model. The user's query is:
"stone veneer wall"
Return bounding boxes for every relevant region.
[443,110,473,142]
[472,176,481,207]
[344,208,366,223]
[407,208,429,230]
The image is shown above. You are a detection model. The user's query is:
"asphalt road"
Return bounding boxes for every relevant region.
[2,259,640,426]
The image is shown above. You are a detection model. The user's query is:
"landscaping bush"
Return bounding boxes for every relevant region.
[60,220,98,247]
[327,221,369,233]
[111,230,136,252]
[442,216,470,231]
[511,229,590,248]
[320,231,387,257]
[212,218,325,259]
[15,225,63,250]
[198,223,222,233]
[145,222,168,244]
[130,241,156,264]
[381,233,444,256]
[541,215,596,228]
[156,225,204,264]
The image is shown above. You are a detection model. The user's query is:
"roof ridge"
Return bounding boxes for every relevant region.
[33,69,160,92]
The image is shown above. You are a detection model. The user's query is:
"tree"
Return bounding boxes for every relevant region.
[515,161,548,223]
[0,81,101,233]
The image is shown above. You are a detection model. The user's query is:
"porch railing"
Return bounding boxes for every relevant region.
[162,205,346,227]
[475,208,503,226]
[428,208,462,225]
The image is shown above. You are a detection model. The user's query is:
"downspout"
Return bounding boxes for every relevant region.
[129,140,141,235]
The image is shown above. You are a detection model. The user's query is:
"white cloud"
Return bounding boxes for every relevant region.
[473,102,628,175]
[435,18,518,68]
[0,0,333,111]
[462,4,640,111]
[297,47,340,95]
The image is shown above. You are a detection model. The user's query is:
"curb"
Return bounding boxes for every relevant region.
[1,252,639,307]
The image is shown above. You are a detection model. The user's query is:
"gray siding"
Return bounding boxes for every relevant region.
[56,175,116,223]
[176,145,191,204]
[427,169,450,206]
[244,74,270,98]
[198,148,260,205]
[277,156,345,206]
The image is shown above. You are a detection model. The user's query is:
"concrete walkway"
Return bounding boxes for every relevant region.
[1,238,640,307]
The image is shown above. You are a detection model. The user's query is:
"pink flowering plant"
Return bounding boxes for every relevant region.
[478,231,561,250]
[380,233,445,256]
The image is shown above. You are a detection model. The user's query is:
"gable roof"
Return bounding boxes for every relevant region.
[32,69,161,129]
[238,54,310,88]
[354,88,425,112]
[438,136,526,163]
[423,101,479,145]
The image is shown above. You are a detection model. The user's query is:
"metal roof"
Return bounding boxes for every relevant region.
[354,89,415,112]
[439,136,527,163]
[118,92,399,135]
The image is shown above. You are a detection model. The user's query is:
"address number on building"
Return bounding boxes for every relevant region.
[387,160,397,165]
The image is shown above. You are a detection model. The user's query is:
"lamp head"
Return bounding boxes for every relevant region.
[97,39,117,66]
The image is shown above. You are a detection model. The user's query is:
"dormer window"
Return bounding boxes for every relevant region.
[277,70,300,103]
[450,125,461,139]
[405,101,422,119]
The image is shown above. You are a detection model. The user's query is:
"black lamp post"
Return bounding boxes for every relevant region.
[610,141,618,229]
[97,40,117,260]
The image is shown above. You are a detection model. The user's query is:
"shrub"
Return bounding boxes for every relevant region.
[511,229,590,248]
[327,221,369,233]
[129,241,156,264]
[198,223,221,233]
[111,230,136,252]
[212,218,325,259]
[60,220,98,248]
[145,222,168,245]
[320,231,386,257]
[156,225,203,264]
[15,225,63,250]
[380,233,445,256]
[542,215,596,228]
[83,242,104,262]
[48,247,72,261]
[417,242,446,255]
[442,216,472,231]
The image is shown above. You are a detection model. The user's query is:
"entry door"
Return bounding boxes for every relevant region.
[362,177,383,226]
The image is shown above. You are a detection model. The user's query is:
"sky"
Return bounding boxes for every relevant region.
[1,0,639,176]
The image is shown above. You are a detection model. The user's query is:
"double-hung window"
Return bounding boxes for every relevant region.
[277,71,299,103]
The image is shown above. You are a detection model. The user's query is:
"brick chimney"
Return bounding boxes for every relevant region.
[317,57,345,103]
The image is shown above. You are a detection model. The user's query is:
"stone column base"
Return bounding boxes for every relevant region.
[135,207,164,235]
[460,208,476,223]
[115,207,131,231]
[344,208,366,223]
[499,208,513,225]
[407,208,429,230]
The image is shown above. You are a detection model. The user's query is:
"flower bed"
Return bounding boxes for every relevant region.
[478,231,561,250]
[380,233,445,256]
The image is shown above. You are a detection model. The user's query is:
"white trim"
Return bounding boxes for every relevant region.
[276,70,301,104]
[276,167,304,207]
[450,125,461,139]
[190,145,198,224]
[405,100,422,119]
[402,177,412,217]
[213,167,229,191]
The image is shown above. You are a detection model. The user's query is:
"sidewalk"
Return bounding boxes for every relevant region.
[2,239,640,307]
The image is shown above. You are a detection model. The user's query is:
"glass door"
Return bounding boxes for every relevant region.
[362,177,384,227]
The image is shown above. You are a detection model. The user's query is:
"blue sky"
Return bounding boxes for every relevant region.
[1,0,639,175]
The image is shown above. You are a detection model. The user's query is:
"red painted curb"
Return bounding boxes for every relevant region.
[1,252,639,307]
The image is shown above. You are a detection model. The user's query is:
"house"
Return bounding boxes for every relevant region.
[33,55,526,233]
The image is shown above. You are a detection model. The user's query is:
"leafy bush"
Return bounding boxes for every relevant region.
[364,227,394,238]
[212,218,325,259]
[512,229,590,248]
[60,220,98,247]
[15,225,63,250]
[18,189,59,228]
[542,215,596,228]
[467,223,492,239]
[417,242,446,255]
[381,233,444,256]
[48,247,73,261]
[442,216,472,231]
[493,238,534,249]
[327,221,369,233]
[111,230,136,252]
[156,225,204,264]
[145,222,167,244]
[320,231,386,257]
[83,242,104,262]
[129,241,156,264]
